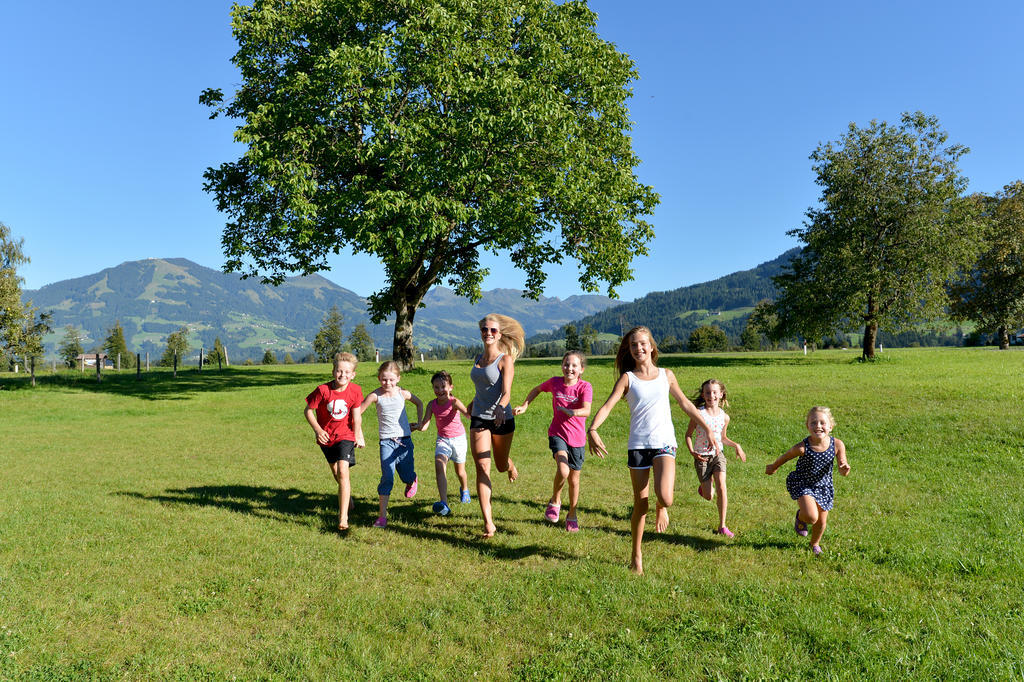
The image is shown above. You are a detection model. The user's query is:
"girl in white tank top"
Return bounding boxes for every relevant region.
[587,327,720,575]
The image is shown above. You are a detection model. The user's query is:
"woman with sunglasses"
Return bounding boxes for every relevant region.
[470,313,525,538]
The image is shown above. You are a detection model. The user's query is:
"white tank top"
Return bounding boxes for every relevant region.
[692,406,725,456]
[625,368,676,450]
[376,392,411,439]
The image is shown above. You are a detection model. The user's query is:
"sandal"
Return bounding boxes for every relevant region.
[544,503,560,523]
[794,511,808,537]
[565,517,579,533]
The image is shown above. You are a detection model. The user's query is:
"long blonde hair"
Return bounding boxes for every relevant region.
[479,314,525,360]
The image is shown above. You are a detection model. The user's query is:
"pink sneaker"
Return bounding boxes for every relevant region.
[812,544,823,556]
[717,526,734,538]
[404,478,418,499]
[544,503,560,523]
[565,518,579,533]
[373,516,387,528]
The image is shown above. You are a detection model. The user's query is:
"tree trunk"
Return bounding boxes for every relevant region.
[998,325,1010,350]
[862,321,878,360]
[392,294,419,372]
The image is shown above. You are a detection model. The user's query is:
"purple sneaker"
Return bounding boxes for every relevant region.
[717,526,734,538]
[373,516,387,528]
[812,545,823,556]
[794,511,808,537]
[544,503,560,523]
[565,518,579,533]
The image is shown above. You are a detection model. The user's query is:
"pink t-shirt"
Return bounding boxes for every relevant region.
[540,377,593,447]
[430,398,465,438]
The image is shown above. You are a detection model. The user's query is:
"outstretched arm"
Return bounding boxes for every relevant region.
[513,383,545,416]
[416,400,435,432]
[405,390,424,430]
[587,373,629,458]
[721,415,746,461]
[766,443,803,475]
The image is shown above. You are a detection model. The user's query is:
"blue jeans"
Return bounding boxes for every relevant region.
[378,437,416,495]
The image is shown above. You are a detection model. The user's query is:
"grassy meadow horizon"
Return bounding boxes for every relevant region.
[1,347,1021,679]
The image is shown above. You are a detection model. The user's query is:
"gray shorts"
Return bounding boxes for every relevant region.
[693,452,726,481]
[549,436,584,471]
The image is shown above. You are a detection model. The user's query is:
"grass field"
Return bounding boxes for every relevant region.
[1,348,1022,679]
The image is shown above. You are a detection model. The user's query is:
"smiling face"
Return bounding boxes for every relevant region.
[479,317,501,346]
[806,410,834,438]
[701,382,722,409]
[432,378,453,401]
[629,331,654,364]
[561,354,584,384]
[378,370,400,391]
[332,361,355,388]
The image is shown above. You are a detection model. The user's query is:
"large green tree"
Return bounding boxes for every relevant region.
[949,181,1024,349]
[313,306,345,362]
[202,0,658,369]
[348,323,376,363]
[0,222,51,372]
[774,112,978,359]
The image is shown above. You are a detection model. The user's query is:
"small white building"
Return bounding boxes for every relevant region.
[75,353,113,369]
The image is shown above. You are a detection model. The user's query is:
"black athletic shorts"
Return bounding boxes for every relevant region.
[321,440,356,466]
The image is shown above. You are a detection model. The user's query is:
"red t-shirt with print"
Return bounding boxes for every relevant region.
[306,382,363,445]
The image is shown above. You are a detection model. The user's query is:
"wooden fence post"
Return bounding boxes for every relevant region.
[136,353,141,380]
[199,348,204,372]
[96,354,102,383]
[30,357,36,387]
[117,353,121,371]
[173,351,178,379]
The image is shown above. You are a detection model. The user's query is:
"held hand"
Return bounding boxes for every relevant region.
[512,403,527,416]
[408,422,419,431]
[765,462,776,475]
[838,461,851,476]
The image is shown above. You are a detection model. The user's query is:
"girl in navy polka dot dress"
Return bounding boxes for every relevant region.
[765,407,850,555]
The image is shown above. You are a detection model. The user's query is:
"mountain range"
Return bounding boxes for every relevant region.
[25,258,622,360]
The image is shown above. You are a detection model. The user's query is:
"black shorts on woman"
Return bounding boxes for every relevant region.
[469,415,516,437]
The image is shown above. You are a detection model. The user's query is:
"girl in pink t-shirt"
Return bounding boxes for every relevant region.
[417,370,472,516]
[514,351,596,531]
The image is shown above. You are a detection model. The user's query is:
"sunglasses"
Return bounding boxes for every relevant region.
[480,326,500,334]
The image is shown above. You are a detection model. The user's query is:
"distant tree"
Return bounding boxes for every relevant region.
[0,221,51,369]
[659,334,683,353]
[688,325,728,353]
[564,324,581,353]
[201,0,659,370]
[747,299,783,350]
[159,327,190,366]
[740,324,760,351]
[773,112,979,360]
[348,324,375,363]
[313,306,345,363]
[949,182,1024,350]
[300,352,316,364]
[580,323,598,355]
[283,352,295,364]
[58,325,84,368]
[206,337,228,366]
[262,349,277,365]
[103,320,135,369]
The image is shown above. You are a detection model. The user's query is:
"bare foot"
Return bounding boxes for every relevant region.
[630,554,644,575]
[507,461,519,483]
[482,524,496,539]
[337,519,349,532]
[655,506,670,533]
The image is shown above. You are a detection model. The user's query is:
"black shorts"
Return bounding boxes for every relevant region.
[627,445,676,470]
[470,415,516,436]
[321,440,356,466]
[549,436,585,471]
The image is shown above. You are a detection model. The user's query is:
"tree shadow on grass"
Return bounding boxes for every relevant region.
[516,353,836,371]
[3,367,310,400]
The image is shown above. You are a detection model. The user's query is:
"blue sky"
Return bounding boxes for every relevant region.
[3,1,1023,302]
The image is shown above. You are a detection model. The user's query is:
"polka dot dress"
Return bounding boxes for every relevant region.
[786,436,836,510]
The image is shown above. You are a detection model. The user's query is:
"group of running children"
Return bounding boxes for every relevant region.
[305,314,851,575]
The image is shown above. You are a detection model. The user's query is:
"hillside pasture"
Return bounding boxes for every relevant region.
[0,348,1021,679]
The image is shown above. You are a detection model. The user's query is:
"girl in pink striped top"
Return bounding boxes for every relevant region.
[417,370,472,516]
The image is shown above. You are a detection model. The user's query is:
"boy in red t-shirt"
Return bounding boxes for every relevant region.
[305,352,365,531]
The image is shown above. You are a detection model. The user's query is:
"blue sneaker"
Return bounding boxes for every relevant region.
[460,489,471,504]
[432,500,451,516]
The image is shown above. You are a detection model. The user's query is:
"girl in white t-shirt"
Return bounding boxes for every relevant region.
[587,327,720,575]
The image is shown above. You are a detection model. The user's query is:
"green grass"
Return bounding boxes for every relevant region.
[1,348,1022,679]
